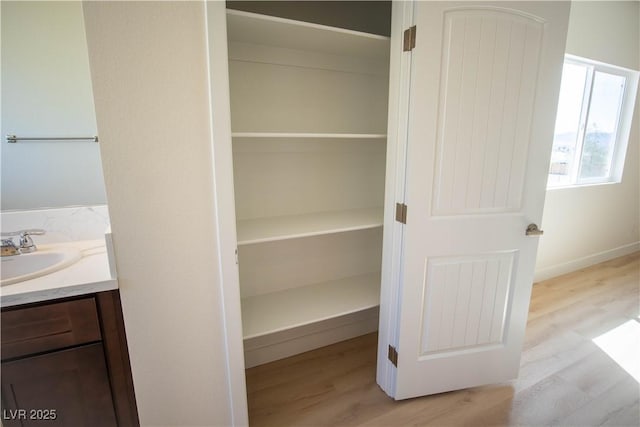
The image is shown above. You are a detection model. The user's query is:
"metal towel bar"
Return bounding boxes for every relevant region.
[6,134,99,143]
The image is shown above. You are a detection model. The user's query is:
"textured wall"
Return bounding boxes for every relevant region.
[83,2,235,425]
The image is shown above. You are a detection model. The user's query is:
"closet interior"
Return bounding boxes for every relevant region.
[226,5,391,367]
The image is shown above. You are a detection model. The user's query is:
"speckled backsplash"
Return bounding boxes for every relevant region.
[1,205,110,244]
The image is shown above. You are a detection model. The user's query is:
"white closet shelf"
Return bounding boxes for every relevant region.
[241,272,381,339]
[227,10,390,60]
[237,207,383,245]
[232,132,387,139]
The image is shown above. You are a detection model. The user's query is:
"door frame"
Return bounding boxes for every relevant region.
[376,0,414,398]
[205,1,249,425]
[207,0,413,422]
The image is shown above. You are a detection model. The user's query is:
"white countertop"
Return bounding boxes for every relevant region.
[1,239,118,308]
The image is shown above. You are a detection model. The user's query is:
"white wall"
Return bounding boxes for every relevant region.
[83,2,238,425]
[1,1,107,210]
[535,1,640,281]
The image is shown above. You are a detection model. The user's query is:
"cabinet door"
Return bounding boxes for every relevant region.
[1,343,117,427]
[381,1,570,399]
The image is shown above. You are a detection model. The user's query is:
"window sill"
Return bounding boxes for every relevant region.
[547,180,621,191]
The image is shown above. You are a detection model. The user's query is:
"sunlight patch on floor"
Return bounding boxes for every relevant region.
[593,319,640,383]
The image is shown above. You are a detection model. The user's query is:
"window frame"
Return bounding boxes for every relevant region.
[547,54,639,189]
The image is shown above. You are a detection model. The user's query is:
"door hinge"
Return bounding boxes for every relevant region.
[403,25,416,52]
[395,203,407,224]
[388,345,398,367]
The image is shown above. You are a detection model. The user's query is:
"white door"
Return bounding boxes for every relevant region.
[385,1,571,399]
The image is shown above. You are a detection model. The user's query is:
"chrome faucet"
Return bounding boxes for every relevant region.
[0,229,46,256]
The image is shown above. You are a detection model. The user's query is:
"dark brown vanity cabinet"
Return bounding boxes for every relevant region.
[1,291,139,427]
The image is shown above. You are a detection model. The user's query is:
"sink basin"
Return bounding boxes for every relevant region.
[1,248,82,286]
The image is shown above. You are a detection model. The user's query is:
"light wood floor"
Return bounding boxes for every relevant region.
[246,252,640,426]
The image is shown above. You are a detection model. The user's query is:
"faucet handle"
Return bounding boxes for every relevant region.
[18,229,46,253]
[1,238,18,247]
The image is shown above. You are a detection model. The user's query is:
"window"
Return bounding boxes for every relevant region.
[548,55,639,188]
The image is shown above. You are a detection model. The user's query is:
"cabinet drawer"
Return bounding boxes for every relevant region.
[1,298,102,360]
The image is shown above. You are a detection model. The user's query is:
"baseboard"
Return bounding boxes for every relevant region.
[534,242,640,283]
[243,307,379,368]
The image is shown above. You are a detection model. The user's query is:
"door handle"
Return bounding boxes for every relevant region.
[526,223,544,236]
